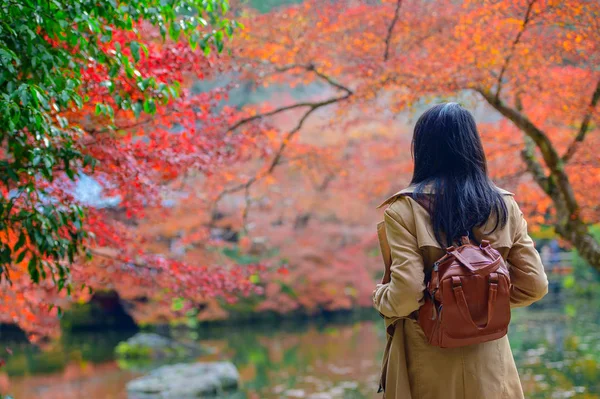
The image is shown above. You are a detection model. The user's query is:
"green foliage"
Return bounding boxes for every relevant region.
[114,341,153,359]
[0,0,236,288]
[0,330,132,377]
[114,341,158,370]
[566,225,600,295]
[244,0,304,13]
[530,225,556,240]
[114,333,209,371]
[510,297,600,397]
[222,246,262,265]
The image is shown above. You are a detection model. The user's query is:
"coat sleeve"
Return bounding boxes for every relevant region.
[373,204,425,318]
[507,200,549,308]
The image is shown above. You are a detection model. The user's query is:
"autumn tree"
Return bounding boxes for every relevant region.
[222,0,600,270]
[2,0,599,336]
[401,0,600,267]
[0,0,267,338]
[128,0,599,322]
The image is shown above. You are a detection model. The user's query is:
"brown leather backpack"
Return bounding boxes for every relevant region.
[418,235,511,348]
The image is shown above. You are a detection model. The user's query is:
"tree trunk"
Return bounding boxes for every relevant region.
[555,219,600,270]
[478,89,600,271]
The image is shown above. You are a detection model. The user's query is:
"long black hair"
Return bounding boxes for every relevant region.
[410,103,508,247]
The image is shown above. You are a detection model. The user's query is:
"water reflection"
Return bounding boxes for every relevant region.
[1,296,598,399]
[509,299,600,398]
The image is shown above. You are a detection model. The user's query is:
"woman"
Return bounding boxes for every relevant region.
[373,103,548,399]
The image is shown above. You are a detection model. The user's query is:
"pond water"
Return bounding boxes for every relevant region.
[1,294,598,399]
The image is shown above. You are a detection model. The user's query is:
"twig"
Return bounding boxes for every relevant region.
[227,64,353,133]
[88,248,152,270]
[305,64,353,95]
[495,0,536,101]
[210,64,353,227]
[212,92,351,221]
[241,184,251,234]
[478,87,578,213]
[226,101,328,133]
[384,0,403,61]
[562,78,600,163]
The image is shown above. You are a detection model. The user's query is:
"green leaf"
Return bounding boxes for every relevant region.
[14,232,26,252]
[32,153,42,166]
[28,257,39,283]
[124,63,135,79]
[563,275,575,289]
[168,21,181,41]
[108,63,120,77]
[171,297,184,311]
[130,41,141,62]
[143,98,156,114]
[100,32,113,43]
[215,31,224,52]
[102,80,115,93]
[132,101,143,118]
[15,250,27,264]
[57,115,68,128]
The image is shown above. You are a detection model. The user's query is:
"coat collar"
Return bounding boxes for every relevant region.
[377,184,514,209]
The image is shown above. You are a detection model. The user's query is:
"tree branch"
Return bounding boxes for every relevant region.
[555,220,600,270]
[562,77,600,163]
[513,90,549,190]
[211,65,353,226]
[480,88,600,270]
[227,64,352,133]
[478,88,578,214]
[307,64,353,95]
[495,0,536,101]
[241,184,252,234]
[225,101,326,133]
[520,136,550,192]
[384,0,403,62]
[212,92,351,222]
[274,64,353,96]
[88,248,152,270]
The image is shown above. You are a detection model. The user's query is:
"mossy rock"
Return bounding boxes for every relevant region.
[115,333,210,371]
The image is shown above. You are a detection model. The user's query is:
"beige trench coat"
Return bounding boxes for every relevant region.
[373,185,548,399]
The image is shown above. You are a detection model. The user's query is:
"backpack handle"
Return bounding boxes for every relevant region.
[451,274,499,330]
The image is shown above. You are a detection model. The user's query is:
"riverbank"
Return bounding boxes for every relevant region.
[1,293,598,399]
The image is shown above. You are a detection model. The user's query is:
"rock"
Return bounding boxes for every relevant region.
[127,362,240,398]
[115,333,208,369]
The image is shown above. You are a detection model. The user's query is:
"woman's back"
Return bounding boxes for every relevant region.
[374,187,548,399]
[381,185,548,307]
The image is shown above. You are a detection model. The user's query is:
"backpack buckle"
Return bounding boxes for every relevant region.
[460,235,470,246]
